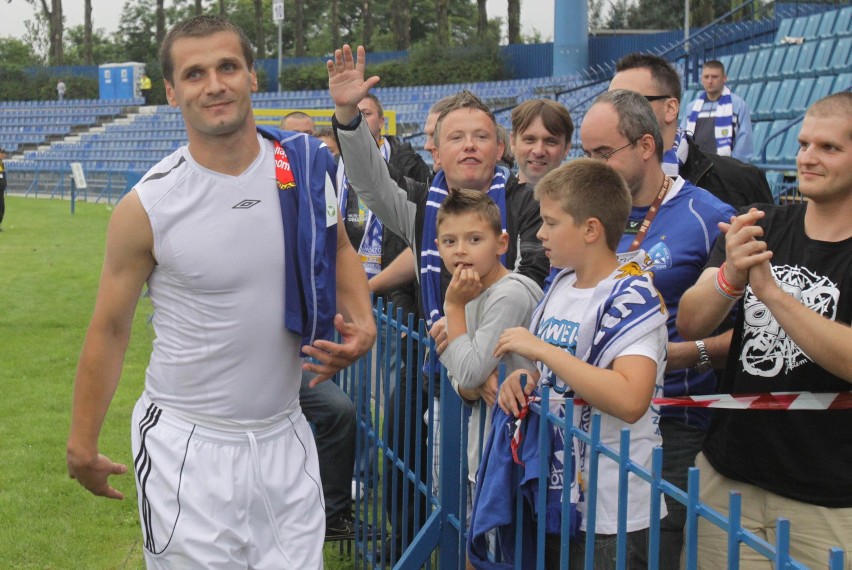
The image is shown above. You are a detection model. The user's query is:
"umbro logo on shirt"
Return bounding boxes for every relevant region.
[232,200,261,209]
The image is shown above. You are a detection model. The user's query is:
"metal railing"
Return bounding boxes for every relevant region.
[337,298,847,569]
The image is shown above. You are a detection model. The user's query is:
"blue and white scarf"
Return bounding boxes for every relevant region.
[686,86,734,157]
[419,166,509,326]
[662,128,690,177]
[337,138,391,277]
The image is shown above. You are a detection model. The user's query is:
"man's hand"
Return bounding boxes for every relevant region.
[429,316,449,355]
[720,208,772,289]
[478,370,499,408]
[748,258,780,301]
[494,327,544,361]
[444,265,484,308]
[67,448,128,500]
[497,369,538,417]
[327,45,380,125]
[302,313,376,386]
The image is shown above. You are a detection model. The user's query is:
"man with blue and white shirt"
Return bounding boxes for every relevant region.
[582,89,736,566]
[681,60,754,163]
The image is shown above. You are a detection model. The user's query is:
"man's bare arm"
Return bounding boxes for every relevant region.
[67,191,155,500]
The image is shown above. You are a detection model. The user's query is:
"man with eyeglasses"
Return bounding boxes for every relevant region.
[580,89,736,566]
[608,54,773,565]
[610,54,771,210]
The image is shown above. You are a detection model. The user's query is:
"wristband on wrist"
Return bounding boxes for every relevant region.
[715,262,745,300]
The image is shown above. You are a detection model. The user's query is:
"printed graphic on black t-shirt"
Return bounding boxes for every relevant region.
[741,264,839,377]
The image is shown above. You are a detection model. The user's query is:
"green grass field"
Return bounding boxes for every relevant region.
[0,196,355,568]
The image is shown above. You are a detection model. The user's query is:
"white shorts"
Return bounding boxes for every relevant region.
[131,394,326,569]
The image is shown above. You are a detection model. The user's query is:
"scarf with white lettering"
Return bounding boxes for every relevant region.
[686,86,734,157]
[419,166,508,326]
[337,138,391,277]
[527,250,667,534]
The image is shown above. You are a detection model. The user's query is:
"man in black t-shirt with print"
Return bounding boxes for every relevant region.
[677,92,852,569]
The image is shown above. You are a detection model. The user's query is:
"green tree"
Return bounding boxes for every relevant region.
[116,0,159,63]
[477,0,488,38]
[436,0,449,46]
[0,37,41,67]
[391,0,411,50]
[21,0,64,64]
[254,0,266,59]
[21,9,51,61]
[63,25,126,65]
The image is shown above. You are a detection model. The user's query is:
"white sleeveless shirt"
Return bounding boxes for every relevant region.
[136,135,303,424]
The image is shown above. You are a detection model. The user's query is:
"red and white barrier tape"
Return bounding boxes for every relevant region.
[570,392,852,410]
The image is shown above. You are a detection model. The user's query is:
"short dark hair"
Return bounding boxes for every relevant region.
[593,90,665,163]
[497,124,515,168]
[359,92,384,117]
[160,15,255,84]
[535,158,631,251]
[433,90,497,147]
[616,53,682,102]
[511,98,574,145]
[702,60,725,74]
[437,187,503,236]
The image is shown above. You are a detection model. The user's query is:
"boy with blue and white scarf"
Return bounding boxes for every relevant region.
[470,159,668,569]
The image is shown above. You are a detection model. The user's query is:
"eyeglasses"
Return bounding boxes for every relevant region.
[643,94,672,102]
[582,139,637,161]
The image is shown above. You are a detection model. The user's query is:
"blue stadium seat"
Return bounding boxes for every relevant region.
[788,15,808,38]
[816,11,836,39]
[810,38,836,76]
[765,46,787,79]
[780,43,803,79]
[807,75,836,107]
[830,37,852,72]
[787,77,815,117]
[737,51,758,84]
[753,80,780,120]
[802,13,822,40]
[836,72,852,92]
[832,6,852,37]
[750,47,772,80]
[771,79,797,120]
[760,120,787,164]
[751,120,772,157]
[775,17,794,42]
[742,82,764,111]
[764,120,801,166]
[725,53,745,82]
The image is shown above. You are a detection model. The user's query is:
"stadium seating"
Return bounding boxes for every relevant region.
[3,5,849,179]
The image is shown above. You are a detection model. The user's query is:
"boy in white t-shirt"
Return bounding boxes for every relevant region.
[493,158,668,568]
[437,188,543,512]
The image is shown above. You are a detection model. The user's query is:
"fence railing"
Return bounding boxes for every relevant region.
[336,297,847,569]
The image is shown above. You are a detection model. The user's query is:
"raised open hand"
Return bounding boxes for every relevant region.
[327,45,380,122]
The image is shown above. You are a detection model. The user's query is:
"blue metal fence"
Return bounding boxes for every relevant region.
[336,298,847,569]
